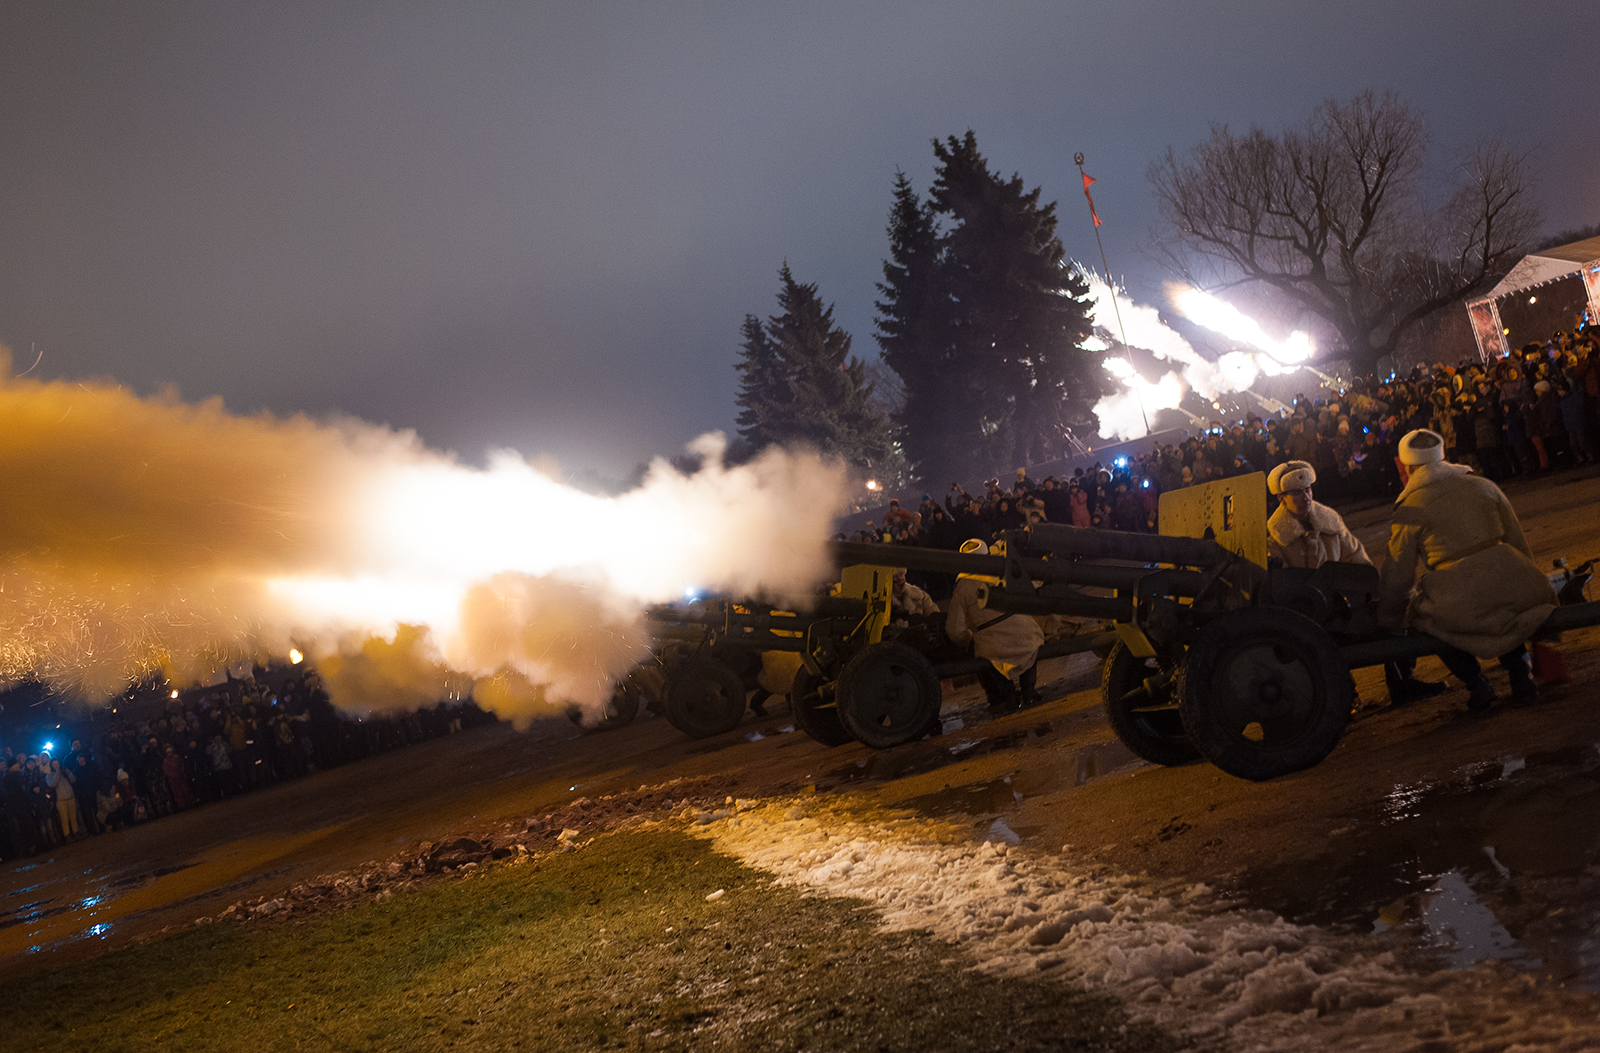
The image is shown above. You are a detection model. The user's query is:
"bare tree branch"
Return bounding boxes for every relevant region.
[1149,91,1540,372]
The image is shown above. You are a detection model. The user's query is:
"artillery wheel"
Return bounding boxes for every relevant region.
[836,643,942,750]
[665,659,747,738]
[596,677,641,729]
[1101,642,1199,767]
[1176,608,1350,781]
[564,679,640,730]
[789,666,853,747]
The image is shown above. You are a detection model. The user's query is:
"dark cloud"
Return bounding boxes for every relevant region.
[2,1,1593,474]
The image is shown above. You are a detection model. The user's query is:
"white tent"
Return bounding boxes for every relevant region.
[1466,234,1600,358]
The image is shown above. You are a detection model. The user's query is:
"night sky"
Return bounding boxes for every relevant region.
[3,2,1594,477]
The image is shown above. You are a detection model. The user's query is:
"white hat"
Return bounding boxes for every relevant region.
[959,538,989,556]
[1267,460,1316,495]
[1398,429,1445,466]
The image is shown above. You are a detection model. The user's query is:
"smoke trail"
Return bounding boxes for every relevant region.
[1078,269,1311,440]
[0,349,851,723]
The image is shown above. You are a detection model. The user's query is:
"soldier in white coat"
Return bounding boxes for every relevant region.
[1378,429,1555,710]
[891,569,938,617]
[947,539,1044,712]
[1266,460,1370,568]
[1267,460,1442,705]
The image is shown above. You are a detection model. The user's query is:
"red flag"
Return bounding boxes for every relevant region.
[1081,172,1101,227]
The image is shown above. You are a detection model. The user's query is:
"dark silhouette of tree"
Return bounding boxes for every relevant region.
[1149,90,1539,374]
[732,313,785,455]
[733,264,902,480]
[876,138,1102,484]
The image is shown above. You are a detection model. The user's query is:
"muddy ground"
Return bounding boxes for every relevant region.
[5,469,1600,1001]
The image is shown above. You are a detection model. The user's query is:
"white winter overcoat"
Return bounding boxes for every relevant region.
[946,576,1044,679]
[1377,461,1556,657]
[1266,501,1371,569]
[894,582,939,617]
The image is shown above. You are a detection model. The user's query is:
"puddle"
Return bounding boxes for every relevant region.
[892,758,1086,819]
[0,826,349,972]
[1074,740,1141,785]
[898,776,1025,817]
[1246,743,1600,988]
[1373,869,1530,971]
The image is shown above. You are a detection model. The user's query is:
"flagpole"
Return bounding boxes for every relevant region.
[1075,152,1148,434]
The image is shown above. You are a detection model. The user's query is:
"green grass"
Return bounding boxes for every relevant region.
[1,829,1181,1052]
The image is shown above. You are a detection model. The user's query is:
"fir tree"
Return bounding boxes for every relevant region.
[733,265,902,480]
[732,313,787,456]
[876,134,1104,482]
[875,171,967,484]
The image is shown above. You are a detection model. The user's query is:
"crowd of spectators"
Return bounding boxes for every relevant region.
[853,323,1600,564]
[0,670,494,862]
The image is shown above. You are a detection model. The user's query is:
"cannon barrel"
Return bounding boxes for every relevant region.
[1017,523,1242,568]
[1339,597,1600,669]
[978,588,1132,622]
[645,597,867,632]
[829,540,1154,590]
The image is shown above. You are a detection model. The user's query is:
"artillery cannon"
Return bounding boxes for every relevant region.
[639,571,1112,746]
[639,472,1600,779]
[825,473,1600,781]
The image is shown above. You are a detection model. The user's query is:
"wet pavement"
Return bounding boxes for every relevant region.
[0,714,614,980]
[1246,743,1600,988]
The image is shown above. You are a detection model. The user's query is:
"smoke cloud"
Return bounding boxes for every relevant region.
[0,349,851,724]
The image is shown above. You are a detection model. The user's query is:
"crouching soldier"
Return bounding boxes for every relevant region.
[891,569,938,618]
[1266,460,1369,567]
[1268,460,1442,706]
[947,539,1043,713]
[1378,429,1556,710]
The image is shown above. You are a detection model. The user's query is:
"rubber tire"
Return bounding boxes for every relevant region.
[789,666,854,747]
[836,642,943,750]
[1177,607,1351,781]
[665,659,748,738]
[597,678,641,729]
[1101,642,1200,767]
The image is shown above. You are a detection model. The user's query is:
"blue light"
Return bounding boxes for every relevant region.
[42,741,53,753]
[1141,479,1150,488]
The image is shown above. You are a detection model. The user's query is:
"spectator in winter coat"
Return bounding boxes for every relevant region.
[96,786,123,831]
[990,498,1024,533]
[1039,479,1071,525]
[1112,483,1143,532]
[1068,483,1091,527]
[1557,381,1592,465]
[207,734,237,798]
[162,745,194,811]
[1502,401,1535,476]
[46,760,80,840]
[72,753,102,835]
[1286,419,1318,465]
[1529,380,1563,469]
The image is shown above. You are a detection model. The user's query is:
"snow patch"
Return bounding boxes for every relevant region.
[697,798,1599,1052]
